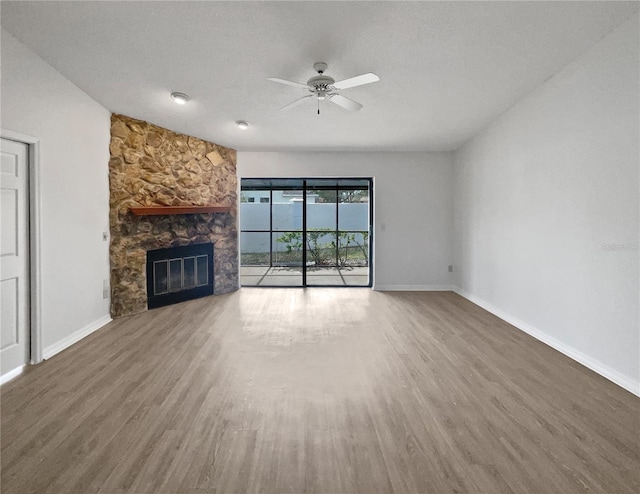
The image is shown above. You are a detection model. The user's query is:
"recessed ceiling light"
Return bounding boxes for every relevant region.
[171,92,189,105]
[236,120,250,130]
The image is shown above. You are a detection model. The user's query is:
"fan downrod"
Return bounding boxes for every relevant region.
[313,62,328,74]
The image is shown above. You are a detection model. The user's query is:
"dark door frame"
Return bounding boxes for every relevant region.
[240,177,373,288]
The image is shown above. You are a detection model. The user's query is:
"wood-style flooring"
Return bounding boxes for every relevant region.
[1,289,638,493]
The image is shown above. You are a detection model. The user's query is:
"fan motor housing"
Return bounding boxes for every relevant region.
[307,75,335,91]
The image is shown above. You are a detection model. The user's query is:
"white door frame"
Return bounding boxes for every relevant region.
[1,129,43,365]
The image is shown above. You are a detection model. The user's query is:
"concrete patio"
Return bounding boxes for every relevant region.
[240,266,369,286]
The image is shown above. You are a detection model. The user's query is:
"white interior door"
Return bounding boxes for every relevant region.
[1,138,30,376]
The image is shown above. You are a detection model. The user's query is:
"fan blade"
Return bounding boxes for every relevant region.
[332,73,379,90]
[268,77,309,89]
[278,94,314,111]
[328,94,363,111]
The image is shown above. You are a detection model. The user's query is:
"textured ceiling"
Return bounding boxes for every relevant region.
[2,1,638,151]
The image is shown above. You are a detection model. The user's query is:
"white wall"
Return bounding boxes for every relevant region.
[453,15,639,395]
[238,152,454,289]
[1,29,112,359]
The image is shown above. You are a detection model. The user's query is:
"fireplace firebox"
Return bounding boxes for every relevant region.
[146,243,214,309]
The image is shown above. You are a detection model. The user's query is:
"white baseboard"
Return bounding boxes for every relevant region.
[43,314,112,361]
[1,365,25,385]
[453,287,640,397]
[374,285,454,291]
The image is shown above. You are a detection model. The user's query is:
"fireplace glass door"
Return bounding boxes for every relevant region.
[146,243,213,309]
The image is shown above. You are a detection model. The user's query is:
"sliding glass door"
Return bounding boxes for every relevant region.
[304,180,370,286]
[240,178,372,287]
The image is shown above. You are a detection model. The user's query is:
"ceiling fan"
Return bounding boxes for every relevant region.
[268,62,379,113]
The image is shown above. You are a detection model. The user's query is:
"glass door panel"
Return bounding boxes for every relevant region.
[268,187,303,286]
[240,178,371,287]
[305,231,340,285]
[337,187,369,286]
[272,189,303,231]
[239,200,270,230]
[306,188,339,285]
[240,231,271,286]
[269,232,303,286]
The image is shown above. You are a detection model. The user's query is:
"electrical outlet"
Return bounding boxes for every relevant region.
[448,265,453,273]
[103,279,109,299]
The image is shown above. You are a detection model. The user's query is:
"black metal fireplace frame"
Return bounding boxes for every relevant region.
[146,243,214,309]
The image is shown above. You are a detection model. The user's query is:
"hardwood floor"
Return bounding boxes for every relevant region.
[1,289,638,493]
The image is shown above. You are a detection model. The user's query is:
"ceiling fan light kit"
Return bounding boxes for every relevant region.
[268,62,379,114]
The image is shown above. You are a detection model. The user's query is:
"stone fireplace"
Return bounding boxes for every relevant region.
[108,114,238,318]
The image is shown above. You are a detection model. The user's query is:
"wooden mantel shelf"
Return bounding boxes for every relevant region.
[130,206,231,216]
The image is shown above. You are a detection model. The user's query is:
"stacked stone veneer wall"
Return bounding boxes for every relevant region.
[109,114,238,318]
